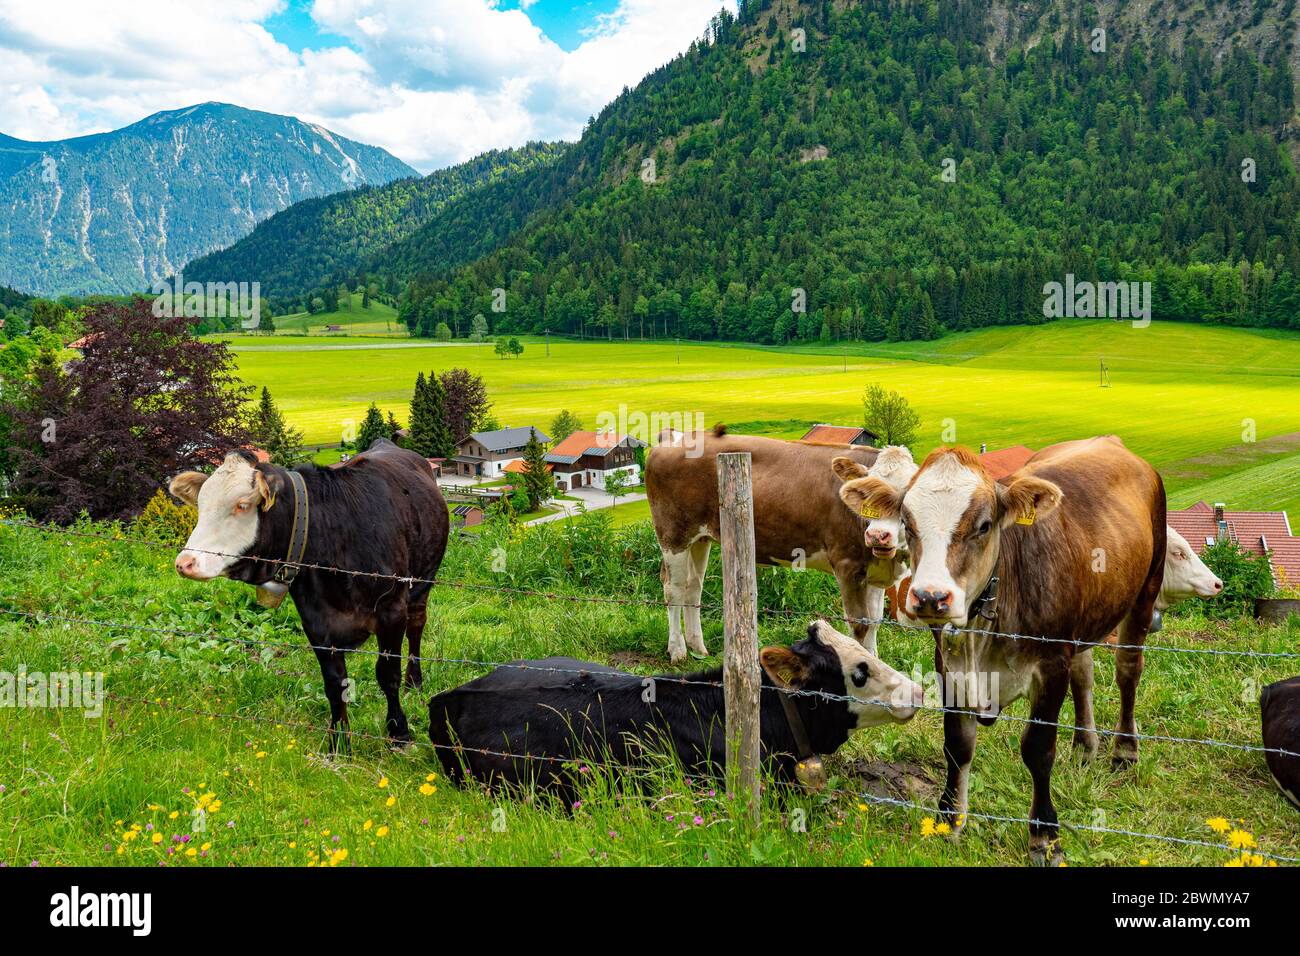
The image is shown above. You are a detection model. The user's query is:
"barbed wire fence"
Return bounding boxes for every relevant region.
[2,513,1298,863]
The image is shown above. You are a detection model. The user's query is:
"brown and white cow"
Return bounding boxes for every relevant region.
[835,437,1165,865]
[646,425,914,662]
[887,525,1222,631]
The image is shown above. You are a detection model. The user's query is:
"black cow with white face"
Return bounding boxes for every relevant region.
[169,439,448,748]
[427,620,921,797]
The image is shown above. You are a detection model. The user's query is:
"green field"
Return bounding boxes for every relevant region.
[221,320,1300,517]
[260,295,407,337]
[4,516,1298,867]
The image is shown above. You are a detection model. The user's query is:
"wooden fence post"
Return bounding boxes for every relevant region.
[716,451,761,826]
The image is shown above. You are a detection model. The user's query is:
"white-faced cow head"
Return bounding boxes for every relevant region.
[831,445,918,560]
[836,447,1063,627]
[760,620,922,727]
[1159,527,1222,610]
[168,452,281,580]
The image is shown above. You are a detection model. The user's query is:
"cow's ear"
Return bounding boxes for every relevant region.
[996,475,1063,529]
[253,469,285,512]
[837,475,901,521]
[761,646,810,687]
[831,456,870,482]
[169,471,207,506]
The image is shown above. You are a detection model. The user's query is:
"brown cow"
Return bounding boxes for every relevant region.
[646,425,913,663]
[835,437,1165,865]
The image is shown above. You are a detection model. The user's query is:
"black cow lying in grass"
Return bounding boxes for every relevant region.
[428,620,921,797]
[1261,676,1300,811]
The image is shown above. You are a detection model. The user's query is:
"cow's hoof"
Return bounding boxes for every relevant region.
[668,647,687,665]
[1072,735,1100,763]
[1029,841,1065,867]
[1110,750,1138,771]
[389,731,414,750]
[403,670,423,690]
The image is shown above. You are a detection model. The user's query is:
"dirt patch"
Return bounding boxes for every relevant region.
[608,650,666,671]
[1162,431,1300,482]
[837,757,939,802]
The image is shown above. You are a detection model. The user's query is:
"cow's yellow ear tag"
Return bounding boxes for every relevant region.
[1015,505,1036,526]
[860,505,881,519]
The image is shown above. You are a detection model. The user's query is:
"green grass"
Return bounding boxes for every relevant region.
[242,295,406,338]
[218,320,1300,511]
[2,517,1298,867]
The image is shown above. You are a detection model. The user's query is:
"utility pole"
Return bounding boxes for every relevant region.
[676,336,680,365]
[545,328,550,357]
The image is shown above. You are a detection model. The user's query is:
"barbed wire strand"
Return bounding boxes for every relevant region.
[5,604,1299,759]
[5,517,1299,660]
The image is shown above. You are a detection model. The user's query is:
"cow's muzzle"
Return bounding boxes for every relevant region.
[174,552,214,580]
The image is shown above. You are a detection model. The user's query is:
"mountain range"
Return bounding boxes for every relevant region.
[13,0,1300,347]
[0,103,416,296]
[167,0,1300,345]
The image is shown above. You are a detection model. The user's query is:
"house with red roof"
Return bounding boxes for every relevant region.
[800,424,880,446]
[1168,501,1300,587]
[544,430,645,492]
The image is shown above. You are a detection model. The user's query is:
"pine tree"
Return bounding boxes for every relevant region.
[355,403,388,452]
[250,387,304,466]
[407,371,453,457]
[427,374,455,458]
[407,372,433,456]
[520,427,554,509]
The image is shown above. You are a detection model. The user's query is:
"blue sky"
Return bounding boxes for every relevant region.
[0,0,732,172]
[264,0,627,53]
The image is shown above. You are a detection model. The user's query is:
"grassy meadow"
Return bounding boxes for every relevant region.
[2,514,1298,867]
[220,320,1300,517]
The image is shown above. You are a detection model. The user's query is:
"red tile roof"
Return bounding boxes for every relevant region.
[503,458,550,475]
[546,429,633,459]
[801,424,870,445]
[1168,501,1300,583]
[980,445,1035,481]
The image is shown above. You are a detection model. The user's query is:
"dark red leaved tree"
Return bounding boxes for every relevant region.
[5,298,250,523]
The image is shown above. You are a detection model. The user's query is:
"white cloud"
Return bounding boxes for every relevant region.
[0,0,735,171]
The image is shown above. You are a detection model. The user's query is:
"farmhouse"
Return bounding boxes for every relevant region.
[1168,501,1300,586]
[800,423,879,446]
[544,429,645,491]
[448,426,550,479]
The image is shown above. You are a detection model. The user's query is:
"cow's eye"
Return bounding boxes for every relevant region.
[235,501,251,513]
[977,520,992,536]
[851,662,869,688]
